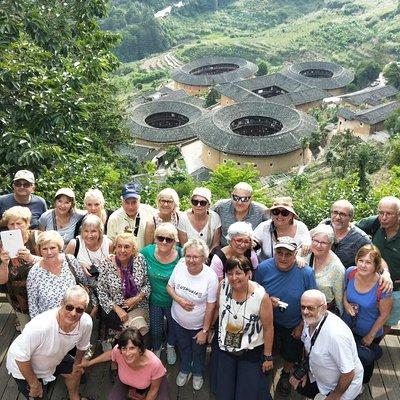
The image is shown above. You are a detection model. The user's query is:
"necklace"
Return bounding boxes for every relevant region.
[229,283,249,319]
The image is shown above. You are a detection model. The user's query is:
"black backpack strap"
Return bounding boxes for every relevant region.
[74,237,80,258]
[370,217,380,239]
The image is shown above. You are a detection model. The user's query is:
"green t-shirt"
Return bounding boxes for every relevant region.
[357,215,400,290]
[140,244,182,306]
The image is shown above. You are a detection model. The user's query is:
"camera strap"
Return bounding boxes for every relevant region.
[308,314,328,355]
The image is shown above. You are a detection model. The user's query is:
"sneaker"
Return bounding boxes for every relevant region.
[277,370,291,396]
[153,347,162,358]
[176,372,190,387]
[166,345,177,365]
[193,375,203,391]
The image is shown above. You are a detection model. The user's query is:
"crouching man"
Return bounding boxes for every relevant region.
[290,289,363,399]
[6,285,93,400]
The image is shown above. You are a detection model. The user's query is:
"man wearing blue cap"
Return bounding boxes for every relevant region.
[107,182,154,249]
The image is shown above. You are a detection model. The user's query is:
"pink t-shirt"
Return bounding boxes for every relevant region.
[111,347,166,389]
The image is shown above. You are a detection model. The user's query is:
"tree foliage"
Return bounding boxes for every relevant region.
[0,0,133,202]
[352,60,381,89]
[256,61,269,76]
[204,88,220,108]
[383,62,400,89]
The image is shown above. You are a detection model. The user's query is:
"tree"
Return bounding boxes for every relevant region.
[204,88,220,108]
[384,108,400,136]
[353,60,381,89]
[256,61,269,76]
[0,0,132,200]
[383,62,400,89]
[205,160,268,203]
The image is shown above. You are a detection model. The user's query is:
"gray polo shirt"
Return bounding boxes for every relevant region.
[0,193,47,229]
[213,199,268,246]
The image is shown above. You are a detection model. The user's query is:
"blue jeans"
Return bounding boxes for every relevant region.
[149,304,176,350]
[172,319,206,377]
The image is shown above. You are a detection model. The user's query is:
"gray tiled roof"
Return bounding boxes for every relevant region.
[282,61,354,90]
[341,85,399,106]
[215,83,265,103]
[197,101,318,156]
[236,73,312,92]
[338,101,399,125]
[172,56,258,86]
[127,100,205,143]
[269,88,328,106]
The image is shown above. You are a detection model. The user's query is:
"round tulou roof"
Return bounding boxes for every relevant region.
[196,101,318,156]
[282,61,354,90]
[172,56,258,86]
[128,100,204,143]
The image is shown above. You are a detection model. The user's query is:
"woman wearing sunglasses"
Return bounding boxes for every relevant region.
[253,197,311,262]
[141,223,182,364]
[178,187,221,251]
[144,188,181,246]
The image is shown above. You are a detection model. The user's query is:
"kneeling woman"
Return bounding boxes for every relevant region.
[79,328,168,400]
[342,244,392,384]
[212,257,274,400]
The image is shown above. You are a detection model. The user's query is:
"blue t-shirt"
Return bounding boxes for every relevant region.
[342,266,391,338]
[254,258,317,328]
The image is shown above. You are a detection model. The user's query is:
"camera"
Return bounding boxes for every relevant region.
[292,357,309,380]
[88,264,99,278]
[277,300,288,312]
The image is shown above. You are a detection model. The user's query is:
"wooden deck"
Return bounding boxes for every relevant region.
[0,300,399,400]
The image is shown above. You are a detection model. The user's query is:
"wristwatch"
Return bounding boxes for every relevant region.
[263,354,273,362]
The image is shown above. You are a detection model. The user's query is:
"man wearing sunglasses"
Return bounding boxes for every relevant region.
[0,170,47,229]
[213,182,268,246]
[289,290,363,400]
[6,285,93,400]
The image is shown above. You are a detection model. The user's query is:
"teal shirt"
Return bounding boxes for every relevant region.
[357,215,400,290]
[140,244,182,306]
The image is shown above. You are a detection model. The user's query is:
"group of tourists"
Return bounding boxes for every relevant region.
[1,169,400,400]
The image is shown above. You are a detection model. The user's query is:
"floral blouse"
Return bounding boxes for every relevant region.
[27,254,89,318]
[97,254,150,314]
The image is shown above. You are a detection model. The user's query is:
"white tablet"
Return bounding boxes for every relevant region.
[0,229,24,258]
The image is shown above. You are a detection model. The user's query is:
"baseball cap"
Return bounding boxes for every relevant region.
[55,188,75,199]
[274,236,298,252]
[191,187,211,204]
[122,183,141,200]
[13,170,35,184]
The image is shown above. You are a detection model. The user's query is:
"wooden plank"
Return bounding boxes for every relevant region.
[375,338,400,400]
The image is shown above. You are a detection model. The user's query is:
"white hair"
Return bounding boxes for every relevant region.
[301,289,327,305]
[226,221,254,243]
[379,196,400,212]
[84,188,105,206]
[233,182,253,194]
[63,285,89,307]
[310,224,335,244]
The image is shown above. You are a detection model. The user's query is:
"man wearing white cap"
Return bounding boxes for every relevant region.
[0,170,47,229]
[107,182,154,250]
[255,237,317,397]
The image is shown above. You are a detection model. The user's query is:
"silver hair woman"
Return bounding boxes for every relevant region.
[307,224,345,315]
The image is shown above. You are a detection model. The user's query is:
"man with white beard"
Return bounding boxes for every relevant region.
[289,290,363,400]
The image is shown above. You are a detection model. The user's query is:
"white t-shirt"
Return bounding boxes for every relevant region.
[254,219,311,261]
[168,260,218,330]
[178,210,221,247]
[302,312,363,399]
[75,235,112,266]
[7,308,92,382]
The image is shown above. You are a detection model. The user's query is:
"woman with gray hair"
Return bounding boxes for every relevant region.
[144,188,181,246]
[167,238,218,391]
[209,221,258,280]
[307,224,345,315]
[26,230,89,318]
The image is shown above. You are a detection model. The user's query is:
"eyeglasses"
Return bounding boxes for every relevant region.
[191,199,208,207]
[301,304,324,312]
[65,304,85,314]
[232,237,252,246]
[331,210,349,218]
[378,210,396,217]
[232,194,251,203]
[271,209,291,217]
[13,181,33,188]
[159,199,174,205]
[312,238,330,247]
[156,235,175,243]
[185,255,201,261]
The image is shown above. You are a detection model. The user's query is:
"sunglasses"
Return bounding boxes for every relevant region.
[191,199,208,207]
[65,304,85,314]
[13,181,33,188]
[301,304,324,312]
[232,194,251,203]
[271,208,291,217]
[156,235,175,243]
[232,237,252,246]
